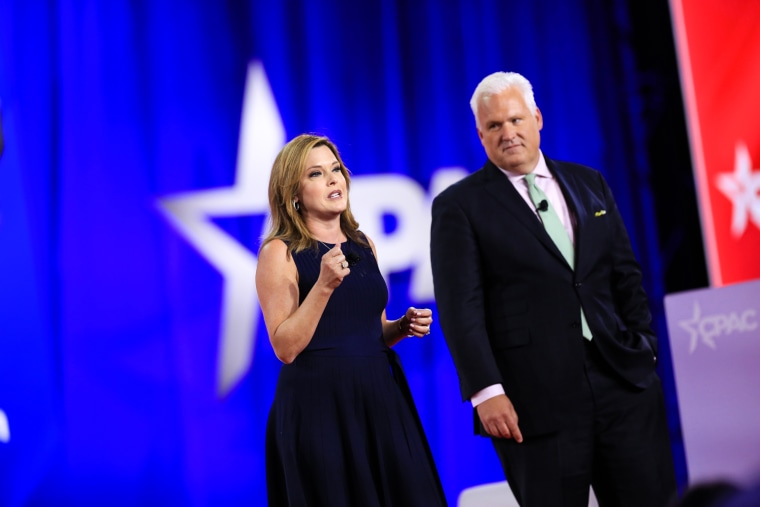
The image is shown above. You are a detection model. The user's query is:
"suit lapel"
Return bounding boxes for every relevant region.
[546,157,590,272]
[482,161,569,266]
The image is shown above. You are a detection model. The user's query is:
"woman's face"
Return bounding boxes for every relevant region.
[297,145,347,220]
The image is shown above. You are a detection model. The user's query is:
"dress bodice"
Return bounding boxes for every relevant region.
[292,238,389,356]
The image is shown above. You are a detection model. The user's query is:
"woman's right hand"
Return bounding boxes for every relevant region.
[318,244,350,289]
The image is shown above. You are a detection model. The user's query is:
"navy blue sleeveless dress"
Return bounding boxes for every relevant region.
[266,238,447,507]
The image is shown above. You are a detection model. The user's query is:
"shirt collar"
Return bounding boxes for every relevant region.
[496,150,551,185]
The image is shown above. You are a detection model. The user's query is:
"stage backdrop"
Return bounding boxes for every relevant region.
[0,1,673,505]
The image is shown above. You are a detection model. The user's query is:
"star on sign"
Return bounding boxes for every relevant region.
[715,141,760,237]
[678,301,716,353]
[158,61,284,396]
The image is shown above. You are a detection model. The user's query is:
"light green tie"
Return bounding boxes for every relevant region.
[525,173,592,340]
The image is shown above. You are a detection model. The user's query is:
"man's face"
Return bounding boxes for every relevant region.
[476,87,543,175]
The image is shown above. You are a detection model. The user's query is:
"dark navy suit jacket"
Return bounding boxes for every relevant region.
[430,155,657,437]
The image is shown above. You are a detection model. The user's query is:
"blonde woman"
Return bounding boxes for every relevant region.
[257,134,446,506]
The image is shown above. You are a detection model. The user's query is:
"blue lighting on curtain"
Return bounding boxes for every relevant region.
[0,1,677,505]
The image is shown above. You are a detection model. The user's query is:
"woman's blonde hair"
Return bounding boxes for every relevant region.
[261,134,367,254]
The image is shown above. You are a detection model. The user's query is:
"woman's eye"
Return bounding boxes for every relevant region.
[332,166,342,173]
[309,171,321,178]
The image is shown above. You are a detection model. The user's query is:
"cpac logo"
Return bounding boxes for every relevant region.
[678,301,758,353]
[158,62,467,396]
[715,141,760,237]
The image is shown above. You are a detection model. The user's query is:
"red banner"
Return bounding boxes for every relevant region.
[671,0,760,286]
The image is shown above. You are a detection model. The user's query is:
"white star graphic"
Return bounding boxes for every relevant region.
[157,61,284,396]
[715,141,760,237]
[0,408,9,443]
[678,301,717,353]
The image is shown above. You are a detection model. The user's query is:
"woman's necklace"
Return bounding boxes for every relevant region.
[318,240,334,251]
[318,237,362,268]
[317,238,345,250]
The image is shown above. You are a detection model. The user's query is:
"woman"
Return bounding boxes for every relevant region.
[257,134,447,506]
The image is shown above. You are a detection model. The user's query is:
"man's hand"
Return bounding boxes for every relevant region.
[476,394,523,443]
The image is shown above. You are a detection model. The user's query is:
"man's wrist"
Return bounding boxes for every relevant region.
[471,384,505,407]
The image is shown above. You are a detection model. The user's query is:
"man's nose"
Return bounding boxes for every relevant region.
[501,124,516,139]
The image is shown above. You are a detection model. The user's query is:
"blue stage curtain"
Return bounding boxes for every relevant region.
[0,1,682,505]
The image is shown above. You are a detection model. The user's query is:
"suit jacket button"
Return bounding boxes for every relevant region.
[574,282,582,288]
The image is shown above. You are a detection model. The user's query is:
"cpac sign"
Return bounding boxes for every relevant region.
[679,301,759,353]
[158,62,468,395]
[664,276,760,485]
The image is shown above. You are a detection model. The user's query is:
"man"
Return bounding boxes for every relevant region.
[430,71,676,506]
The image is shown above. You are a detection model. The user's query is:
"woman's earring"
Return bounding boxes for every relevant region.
[293,200,300,211]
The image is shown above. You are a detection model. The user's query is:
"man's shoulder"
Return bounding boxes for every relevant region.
[546,156,602,179]
[434,162,490,202]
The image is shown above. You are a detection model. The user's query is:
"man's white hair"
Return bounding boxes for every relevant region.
[470,72,537,127]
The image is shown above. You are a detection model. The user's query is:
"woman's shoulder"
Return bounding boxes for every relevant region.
[256,238,298,287]
[258,238,291,264]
